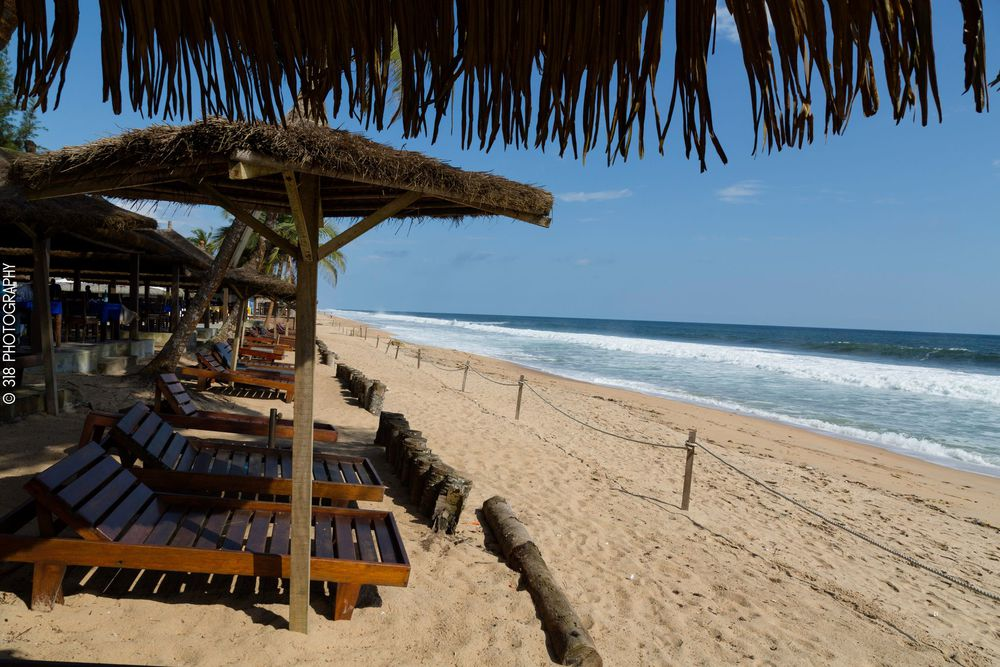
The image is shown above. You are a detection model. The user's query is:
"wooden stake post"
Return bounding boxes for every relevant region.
[515,375,525,420]
[681,429,697,511]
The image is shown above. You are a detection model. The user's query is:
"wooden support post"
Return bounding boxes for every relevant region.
[72,268,81,294]
[221,288,229,320]
[363,327,367,340]
[376,336,379,348]
[170,266,180,330]
[289,174,320,634]
[129,254,140,339]
[462,361,470,392]
[267,408,278,448]
[515,375,525,420]
[417,349,421,368]
[231,296,247,371]
[32,235,58,415]
[394,343,400,360]
[681,429,697,511]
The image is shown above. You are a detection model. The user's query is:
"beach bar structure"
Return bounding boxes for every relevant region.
[2,155,294,415]
[4,117,553,631]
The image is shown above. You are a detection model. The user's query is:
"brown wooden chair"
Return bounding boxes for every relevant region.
[178,353,295,402]
[153,373,338,442]
[79,402,381,503]
[0,443,409,619]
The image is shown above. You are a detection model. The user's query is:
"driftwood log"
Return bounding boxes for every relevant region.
[482,496,602,667]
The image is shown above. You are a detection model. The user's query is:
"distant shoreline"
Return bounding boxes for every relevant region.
[321,311,1000,484]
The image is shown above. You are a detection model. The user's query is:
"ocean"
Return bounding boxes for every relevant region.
[329,310,1000,478]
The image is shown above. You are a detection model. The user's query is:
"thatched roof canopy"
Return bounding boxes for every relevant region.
[7,118,553,225]
[2,2,993,168]
[0,155,157,234]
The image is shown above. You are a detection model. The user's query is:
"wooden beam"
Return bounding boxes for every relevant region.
[229,152,282,180]
[171,265,180,330]
[191,180,299,258]
[32,235,58,415]
[232,296,248,371]
[129,254,140,338]
[288,173,321,634]
[318,191,422,259]
[284,172,315,262]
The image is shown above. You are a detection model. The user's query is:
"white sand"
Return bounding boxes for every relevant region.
[1,314,998,665]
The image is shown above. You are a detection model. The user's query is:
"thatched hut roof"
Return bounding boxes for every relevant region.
[0,155,157,234]
[8,118,553,225]
[2,2,992,168]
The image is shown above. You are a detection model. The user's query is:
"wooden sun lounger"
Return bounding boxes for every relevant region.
[244,336,291,352]
[80,402,382,502]
[214,342,294,373]
[231,341,286,363]
[0,443,408,619]
[153,373,338,442]
[178,353,295,402]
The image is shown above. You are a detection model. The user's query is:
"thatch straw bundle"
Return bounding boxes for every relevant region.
[8,117,553,222]
[5,1,992,168]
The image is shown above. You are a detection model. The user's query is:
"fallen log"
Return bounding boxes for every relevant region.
[481,496,602,667]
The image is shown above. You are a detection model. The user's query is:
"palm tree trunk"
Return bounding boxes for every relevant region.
[210,301,241,343]
[141,221,246,375]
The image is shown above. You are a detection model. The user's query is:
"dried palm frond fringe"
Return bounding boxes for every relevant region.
[6,1,993,169]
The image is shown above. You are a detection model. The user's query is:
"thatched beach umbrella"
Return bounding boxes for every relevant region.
[4,116,554,632]
[1,1,993,167]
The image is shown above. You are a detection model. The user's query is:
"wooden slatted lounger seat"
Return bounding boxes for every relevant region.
[178,353,295,402]
[0,443,409,619]
[82,402,383,502]
[214,342,294,373]
[244,336,291,352]
[230,341,286,363]
[153,373,338,442]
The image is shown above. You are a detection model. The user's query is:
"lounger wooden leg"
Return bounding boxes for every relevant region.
[333,583,361,620]
[31,561,66,610]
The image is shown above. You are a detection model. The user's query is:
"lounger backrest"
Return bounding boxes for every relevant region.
[25,441,161,542]
[197,352,225,373]
[155,374,199,416]
[114,402,197,472]
[213,342,233,368]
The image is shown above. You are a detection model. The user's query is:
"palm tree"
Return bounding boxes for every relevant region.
[188,227,219,253]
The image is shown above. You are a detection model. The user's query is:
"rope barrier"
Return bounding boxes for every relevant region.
[429,360,464,372]
[695,441,1000,603]
[370,330,999,602]
[523,382,687,450]
[467,365,522,387]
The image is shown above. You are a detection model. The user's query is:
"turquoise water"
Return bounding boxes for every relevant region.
[330,310,1000,478]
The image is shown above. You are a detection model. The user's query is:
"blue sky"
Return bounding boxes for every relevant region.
[18,5,1000,335]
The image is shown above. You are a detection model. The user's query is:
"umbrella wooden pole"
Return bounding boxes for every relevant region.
[288,175,320,634]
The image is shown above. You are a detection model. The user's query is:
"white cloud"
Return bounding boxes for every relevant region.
[575,258,592,267]
[716,180,764,203]
[716,4,740,44]
[992,159,1000,168]
[557,188,633,203]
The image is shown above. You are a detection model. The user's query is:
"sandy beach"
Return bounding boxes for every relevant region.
[1,313,998,666]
